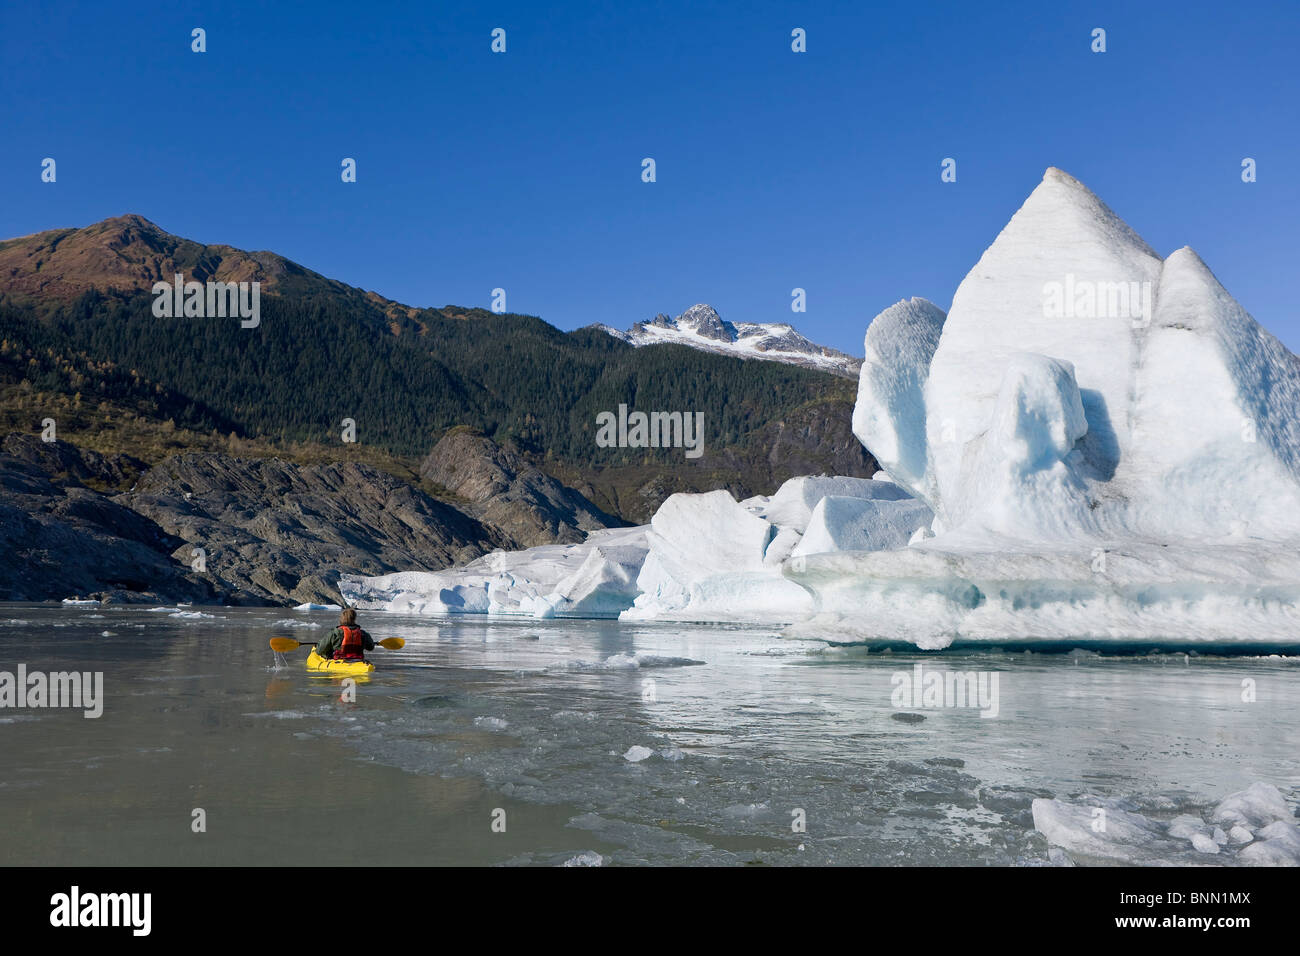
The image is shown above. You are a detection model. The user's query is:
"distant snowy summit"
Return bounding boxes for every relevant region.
[598,304,862,378]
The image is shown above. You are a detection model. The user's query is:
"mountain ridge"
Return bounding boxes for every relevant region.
[598,303,862,378]
[0,215,876,531]
[0,213,427,327]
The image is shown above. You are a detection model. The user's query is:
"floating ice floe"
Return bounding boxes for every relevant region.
[561,851,604,867]
[1032,783,1300,865]
[541,652,705,674]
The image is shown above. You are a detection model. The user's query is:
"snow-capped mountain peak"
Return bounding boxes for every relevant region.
[599,304,861,378]
[675,303,731,340]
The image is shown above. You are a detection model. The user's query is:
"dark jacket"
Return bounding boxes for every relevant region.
[316,626,375,660]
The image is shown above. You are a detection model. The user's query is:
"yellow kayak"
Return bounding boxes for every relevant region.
[306,649,375,675]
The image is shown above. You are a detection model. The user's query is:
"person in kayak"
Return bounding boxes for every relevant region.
[316,608,376,662]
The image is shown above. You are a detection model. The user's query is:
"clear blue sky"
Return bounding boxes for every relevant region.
[2,0,1297,355]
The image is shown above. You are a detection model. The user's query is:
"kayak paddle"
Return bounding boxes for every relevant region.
[269,636,405,652]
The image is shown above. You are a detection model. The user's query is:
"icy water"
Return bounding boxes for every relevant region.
[1,604,1297,866]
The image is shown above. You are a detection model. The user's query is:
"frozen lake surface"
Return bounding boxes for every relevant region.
[1,605,1297,865]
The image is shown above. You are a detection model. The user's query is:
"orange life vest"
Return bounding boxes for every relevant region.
[334,625,365,660]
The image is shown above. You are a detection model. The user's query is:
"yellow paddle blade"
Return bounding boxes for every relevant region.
[269,637,305,652]
[377,637,405,650]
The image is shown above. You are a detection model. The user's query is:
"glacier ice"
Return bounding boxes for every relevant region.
[1209,781,1293,830]
[1032,784,1300,865]
[622,489,812,622]
[792,167,1300,647]
[342,167,1300,649]
[751,474,913,533]
[923,167,1163,533]
[339,527,648,619]
[790,495,932,558]
[852,296,947,503]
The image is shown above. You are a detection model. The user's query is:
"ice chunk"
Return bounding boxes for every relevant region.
[644,491,772,575]
[762,525,803,567]
[341,527,648,619]
[1228,825,1254,845]
[1189,832,1220,854]
[539,534,648,617]
[1031,798,1175,863]
[852,297,947,503]
[758,475,911,534]
[1237,821,1300,866]
[1211,782,1294,830]
[790,495,932,557]
[945,353,1092,538]
[623,490,811,622]
[1167,813,1209,841]
[623,746,654,763]
[1046,847,1075,867]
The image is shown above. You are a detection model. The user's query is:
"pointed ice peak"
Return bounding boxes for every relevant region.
[1153,245,1236,335]
[997,167,1161,263]
[864,298,947,364]
[927,169,1167,528]
[1164,245,1208,272]
[869,297,946,326]
[1160,245,1226,300]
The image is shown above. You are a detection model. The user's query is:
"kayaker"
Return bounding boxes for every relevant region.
[316,608,376,662]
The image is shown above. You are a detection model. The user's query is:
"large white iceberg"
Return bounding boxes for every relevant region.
[342,167,1300,649]
[857,168,1300,548]
[787,168,1300,647]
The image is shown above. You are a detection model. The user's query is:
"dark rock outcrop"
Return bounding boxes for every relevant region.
[0,438,215,603]
[1,434,146,490]
[124,453,507,605]
[420,431,626,547]
[544,398,877,524]
[0,431,637,606]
